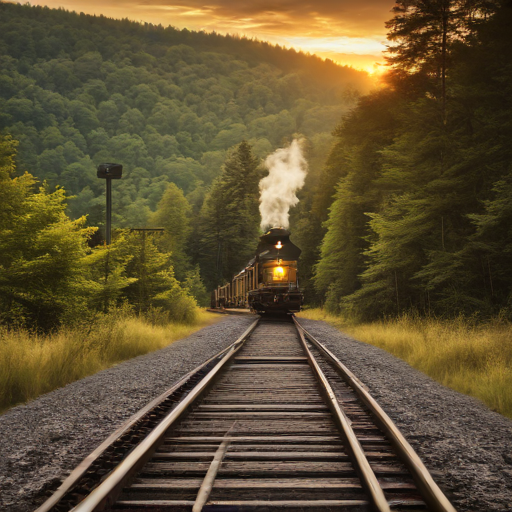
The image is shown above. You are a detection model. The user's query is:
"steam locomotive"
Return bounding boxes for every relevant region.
[211,227,304,314]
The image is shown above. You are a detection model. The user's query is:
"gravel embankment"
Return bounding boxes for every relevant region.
[1,316,511,511]
[298,318,512,512]
[0,315,255,512]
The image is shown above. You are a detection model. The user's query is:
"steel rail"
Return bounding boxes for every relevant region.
[191,420,238,511]
[293,317,457,512]
[36,328,257,512]
[293,316,391,512]
[69,318,260,512]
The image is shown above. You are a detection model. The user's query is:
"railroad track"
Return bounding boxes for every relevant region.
[37,316,456,512]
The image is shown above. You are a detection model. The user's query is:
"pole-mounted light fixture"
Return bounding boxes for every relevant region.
[97,163,122,245]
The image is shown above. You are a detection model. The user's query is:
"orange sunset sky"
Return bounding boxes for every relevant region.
[28,0,396,73]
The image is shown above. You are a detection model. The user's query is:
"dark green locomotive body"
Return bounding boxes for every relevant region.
[211,228,304,314]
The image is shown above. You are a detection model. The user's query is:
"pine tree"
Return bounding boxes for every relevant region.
[313,91,400,314]
[0,135,97,330]
[196,140,261,288]
[149,182,192,281]
[385,0,496,117]
[183,265,210,307]
[386,0,460,111]
[122,231,197,322]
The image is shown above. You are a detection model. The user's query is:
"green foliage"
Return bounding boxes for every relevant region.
[294,91,398,308]
[0,135,197,330]
[149,182,192,280]
[183,266,210,307]
[0,1,369,230]
[121,231,197,323]
[0,135,96,329]
[310,0,512,320]
[196,141,261,288]
[82,237,136,313]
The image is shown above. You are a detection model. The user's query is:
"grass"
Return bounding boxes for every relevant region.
[0,308,221,413]
[298,308,512,419]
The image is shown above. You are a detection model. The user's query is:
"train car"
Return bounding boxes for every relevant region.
[211,227,304,314]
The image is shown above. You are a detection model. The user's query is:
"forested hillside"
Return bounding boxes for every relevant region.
[0,1,370,233]
[304,0,512,319]
[5,0,510,322]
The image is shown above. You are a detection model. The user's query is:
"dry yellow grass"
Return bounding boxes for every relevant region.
[298,308,512,419]
[0,309,221,412]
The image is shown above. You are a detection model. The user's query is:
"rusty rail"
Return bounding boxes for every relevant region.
[38,315,457,511]
[293,316,457,512]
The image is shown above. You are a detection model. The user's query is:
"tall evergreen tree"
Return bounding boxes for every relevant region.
[385,0,494,117]
[196,140,261,288]
[313,91,400,313]
[386,0,459,112]
[122,231,197,321]
[0,135,97,330]
[149,182,192,281]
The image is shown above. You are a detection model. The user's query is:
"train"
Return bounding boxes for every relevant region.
[211,227,304,314]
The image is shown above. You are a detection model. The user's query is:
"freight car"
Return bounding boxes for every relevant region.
[211,227,304,314]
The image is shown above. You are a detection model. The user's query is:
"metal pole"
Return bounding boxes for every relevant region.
[141,229,146,313]
[106,177,112,245]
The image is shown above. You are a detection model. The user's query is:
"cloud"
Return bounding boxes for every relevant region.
[32,0,395,67]
[133,0,394,37]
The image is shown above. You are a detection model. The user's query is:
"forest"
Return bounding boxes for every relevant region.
[0,0,369,230]
[1,0,512,333]
[300,0,512,320]
[0,1,374,323]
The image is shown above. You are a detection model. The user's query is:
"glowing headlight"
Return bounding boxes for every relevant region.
[274,266,284,278]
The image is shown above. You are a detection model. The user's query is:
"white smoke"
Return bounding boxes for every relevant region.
[259,139,308,230]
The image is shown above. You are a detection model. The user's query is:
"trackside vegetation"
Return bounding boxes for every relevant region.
[0,134,203,330]
[292,0,512,321]
[0,308,220,412]
[299,309,512,419]
[291,1,512,421]
[0,134,220,411]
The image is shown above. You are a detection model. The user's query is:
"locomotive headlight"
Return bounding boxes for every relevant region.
[275,241,283,249]
[274,266,284,278]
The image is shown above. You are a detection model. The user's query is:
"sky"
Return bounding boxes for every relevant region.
[30,0,396,73]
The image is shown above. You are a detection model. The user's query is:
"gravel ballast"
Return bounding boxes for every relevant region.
[1,315,511,511]
[0,315,255,512]
[298,318,512,512]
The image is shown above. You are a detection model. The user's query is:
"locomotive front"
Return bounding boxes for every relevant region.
[248,227,304,313]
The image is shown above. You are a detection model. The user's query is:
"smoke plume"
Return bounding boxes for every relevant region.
[259,139,308,230]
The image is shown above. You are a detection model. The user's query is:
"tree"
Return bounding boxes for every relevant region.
[82,236,136,313]
[0,135,96,330]
[122,231,197,322]
[385,0,495,119]
[149,182,192,281]
[183,265,210,307]
[196,140,261,288]
[312,90,400,312]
